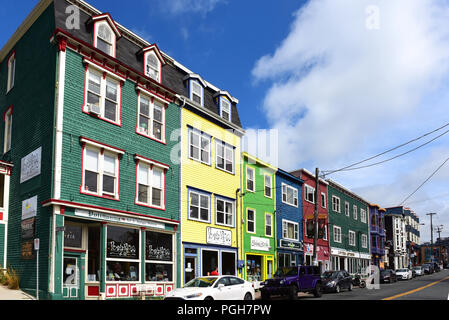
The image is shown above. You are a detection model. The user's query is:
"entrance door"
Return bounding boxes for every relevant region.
[185,257,197,284]
[266,258,274,280]
[63,254,84,300]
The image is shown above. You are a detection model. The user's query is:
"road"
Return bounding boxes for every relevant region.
[258,269,449,300]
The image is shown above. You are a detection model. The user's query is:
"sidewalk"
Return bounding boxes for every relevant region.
[0,285,35,300]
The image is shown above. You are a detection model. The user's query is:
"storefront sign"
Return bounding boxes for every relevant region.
[20,147,42,183]
[250,237,270,251]
[22,196,37,220]
[75,209,166,230]
[280,239,303,251]
[206,227,232,246]
[21,218,36,240]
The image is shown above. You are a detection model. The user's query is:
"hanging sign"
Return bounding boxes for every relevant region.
[20,147,42,183]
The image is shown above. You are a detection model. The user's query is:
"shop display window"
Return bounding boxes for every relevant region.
[246,255,262,282]
[87,226,100,282]
[221,252,236,276]
[146,263,172,282]
[106,261,139,281]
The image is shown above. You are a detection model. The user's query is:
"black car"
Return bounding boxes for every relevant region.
[422,263,434,274]
[321,270,353,293]
[380,269,397,283]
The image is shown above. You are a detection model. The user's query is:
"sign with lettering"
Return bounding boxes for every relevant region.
[146,231,173,261]
[75,209,166,229]
[206,227,232,246]
[22,196,37,220]
[107,226,139,260]
[250,237,270,251]
[64,225,82,248]
[20,147,42,183]
[280,239,303,251]
[108,241,137,259]
[21,218,36,240]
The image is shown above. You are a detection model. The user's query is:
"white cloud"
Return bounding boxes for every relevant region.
[251,0,449,241]
[159,0,226,16]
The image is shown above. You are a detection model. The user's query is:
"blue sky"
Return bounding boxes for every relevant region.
[2,0,449,242]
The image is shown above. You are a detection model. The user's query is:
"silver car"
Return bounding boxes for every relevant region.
[413,266,424,276]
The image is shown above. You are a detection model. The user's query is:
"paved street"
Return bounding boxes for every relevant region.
[256,269,449,301]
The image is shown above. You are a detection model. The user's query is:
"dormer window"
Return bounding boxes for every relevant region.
[214,91,238,122]
[140,44,165,83]
[191,81,203,106]
[90,13,121,58]
[146,53,160,81]
[220,97,231,122]
[97,23,113,55]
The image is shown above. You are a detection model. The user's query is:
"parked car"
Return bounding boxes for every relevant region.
[413,266,424,276]
[432,262,441,272]
[380,269,397,283]
[422,263,434,274]
[395,268,413,280]
[260,265,322,300]
[321,270,353,293]
[411,268,417,278]
[164,276,255,300]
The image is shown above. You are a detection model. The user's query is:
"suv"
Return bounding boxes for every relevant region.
[260,266,322,300]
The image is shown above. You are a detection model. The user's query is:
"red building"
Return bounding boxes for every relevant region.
[291,169,330,272]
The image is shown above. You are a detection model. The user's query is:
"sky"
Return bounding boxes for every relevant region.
[1,0,449,243]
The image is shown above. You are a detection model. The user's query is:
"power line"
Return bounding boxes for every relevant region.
[321,121,449,176]
[399,155,449,206]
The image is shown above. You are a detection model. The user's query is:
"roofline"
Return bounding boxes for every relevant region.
[243,152,277,171]
[292,168,328,185]
[277,169,304,185]
[327,179,370,205]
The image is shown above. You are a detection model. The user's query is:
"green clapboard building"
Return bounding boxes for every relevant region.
[241,152,277,287]
[327,179,371,274]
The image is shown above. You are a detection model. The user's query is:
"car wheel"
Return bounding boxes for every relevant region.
[244,293,253,300]
[289,285,298,300]
[204,296,214,301]
[313,284,322,298]
[335,285,340,293]
[348,283,353,291]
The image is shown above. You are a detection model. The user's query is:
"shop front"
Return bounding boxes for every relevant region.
[304,243,330,272]
[244,236,275,288]
[47,203,178,300]
[330,248,371,274]
[277,239,304,268]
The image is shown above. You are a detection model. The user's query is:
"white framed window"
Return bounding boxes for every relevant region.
[247,209,256,233]
[304,184,315,203]
[264,175,272,198]
[82,144,120,199]
[216,197,234,227]
[332,196,341,213]
[4,107,12,153]
[265,213,273,237]
[94,22,116,57]
[344,201,350,217]
[145,52,161,82]
[137,93,166,142]
[246,167,255,192]
[282,220,299,241]
[282,184,298,207]
[215,141,234,174]
[333,226,342,243]
[323,225,328,241]
[321,192,326,208]
[136,161,165,209]
[220,97,231,121]
[190,80,204,106]
[188,129,211,165]
[353,205,358,220]
[6,52,15,93]
[349,230,356,246]
[85,68,121,125]
[188,190,210,223]
[361,234,368,248]
[360,208,367,223]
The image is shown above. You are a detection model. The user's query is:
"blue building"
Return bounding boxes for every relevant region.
[275,169,304,269]
[369,204,386,268]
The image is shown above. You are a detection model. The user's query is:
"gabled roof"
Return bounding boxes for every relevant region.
[213,90,239,104]
[183,73,208,88]
[87,13,122,38]
[138,43,166,65]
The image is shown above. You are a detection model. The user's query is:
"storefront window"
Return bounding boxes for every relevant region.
[246,255,262,282]
[202,250,218,276]
[87,226,100,282]
[146,263,172,282]
[221,252,236,276]
[278,253,292,268]
[106,226,140,282]
[145,231,173,282]
[64,224,83,248]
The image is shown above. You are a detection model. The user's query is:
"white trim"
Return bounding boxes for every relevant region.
[264,174,273,199]
[333,226,342,243]
[188,128,211,165]
[265,213,273,237]
[246,208,256,234]
[321,192,326,209]
[134,155,169,170]
[282,219,299,241]
[215,140,235,174]
[304,184,315,204]
[215,197,235,228]
[187,189,211,224]
[349,230,356,246]
[332,195,341,213]
[6,52,15,93]
[281,183,298,207]
[83,58,126,82]
[246,166,255,192]
[80,137,125,155]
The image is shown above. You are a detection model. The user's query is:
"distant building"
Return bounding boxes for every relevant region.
[369,204,386,269]
[385,207,407,269]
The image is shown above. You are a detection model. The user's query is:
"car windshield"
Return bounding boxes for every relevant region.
[413,267,421,269]
[274,267,298,277]
[321,271,339,279]
[184,277,217,288]
[396,269,407,272]
[381,270,390,275]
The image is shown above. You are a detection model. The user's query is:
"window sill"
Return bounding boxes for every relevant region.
[83,109,122,127]
[135,201,166,211]
[136,130,166,145]
[81,190,120,202]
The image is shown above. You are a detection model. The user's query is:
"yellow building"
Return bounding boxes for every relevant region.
[179,74,245,285]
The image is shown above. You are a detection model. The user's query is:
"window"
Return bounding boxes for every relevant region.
[7,52,15,93]
[246,167,255,192]
[361,234,368,248]
[304,184,315,203]
[345,201,350,217]
[216,198,234,227]
[4,107,12,153]
[349,231,356,246]
[145,231,173,282]
[190,80,203,106]
[361,208,367,223]
[106,226,140,282]
[332,196,341,213]
[188,190,210,223]
[264,175,272,198]
[282,220,299,241]
[265,213,273,237]
[146,52,160,82]
[282,184,298,207]
[137,94,165,142]
[136,161,165,209]
[216,141,234,174]
[247,209,256,233]
[85,68,121,125]
[220,98,231,121]
[321,192,326,208]
[189,129,211,165]
[94,21,117,57]
[353,205,358,220]
[333,226,342,243]
[82,145,120,199]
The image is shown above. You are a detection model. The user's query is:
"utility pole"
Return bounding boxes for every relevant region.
[312,168,319,267]
[435,225,443,264]
[426,213,436,262]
